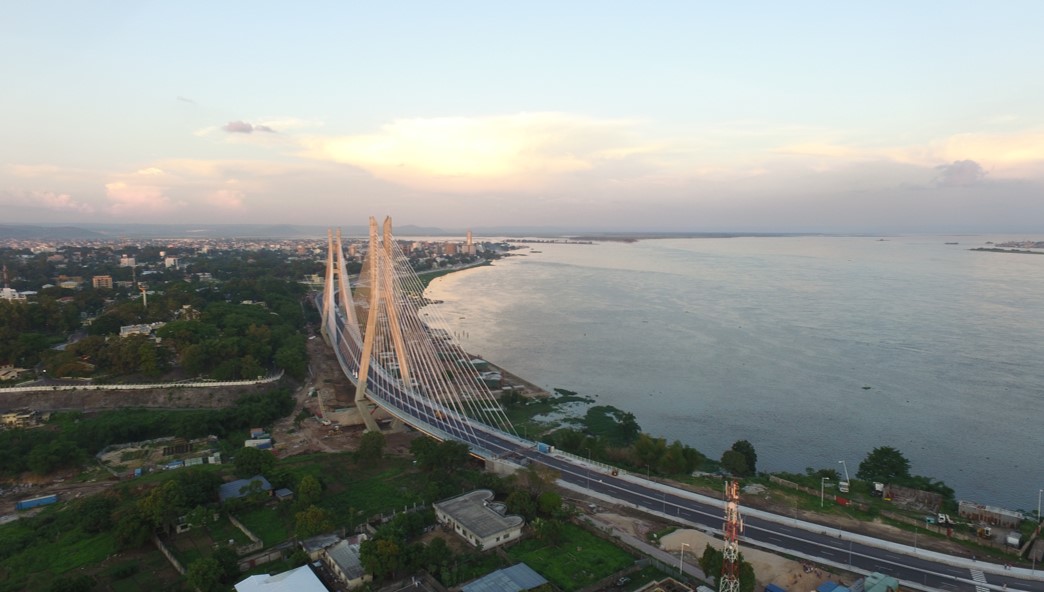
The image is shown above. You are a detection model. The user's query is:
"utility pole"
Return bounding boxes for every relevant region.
[821,477,830,508]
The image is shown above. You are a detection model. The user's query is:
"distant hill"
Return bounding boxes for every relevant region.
[0,225,108,240]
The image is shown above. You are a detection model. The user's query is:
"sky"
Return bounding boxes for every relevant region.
[3,1,1044,233]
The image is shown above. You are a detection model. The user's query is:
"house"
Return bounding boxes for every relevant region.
[323,539,372,589]
[300,533,341,561]
[862,572,900,592]
[461,563,548,592]
[234,564,328,592]
[219,475,273,502]
[433,489,524,550]
[2,408,40,428]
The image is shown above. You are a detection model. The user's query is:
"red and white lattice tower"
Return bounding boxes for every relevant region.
[721,480,743,592]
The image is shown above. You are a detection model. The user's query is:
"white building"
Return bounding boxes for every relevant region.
[433,489,524,550]
[234,565,328,592]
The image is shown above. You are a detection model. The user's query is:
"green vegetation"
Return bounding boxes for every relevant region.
[507,521,635,592]
[0,388,293,478]
[697,543,756,592]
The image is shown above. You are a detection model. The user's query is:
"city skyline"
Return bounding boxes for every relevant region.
[3,2,1044,232]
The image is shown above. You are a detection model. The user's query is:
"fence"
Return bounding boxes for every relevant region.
[0,370,284,393]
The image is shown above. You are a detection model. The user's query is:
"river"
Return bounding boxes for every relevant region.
[423,235,1044,511]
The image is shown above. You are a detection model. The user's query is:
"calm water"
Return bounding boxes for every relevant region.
[424,236,1044,510]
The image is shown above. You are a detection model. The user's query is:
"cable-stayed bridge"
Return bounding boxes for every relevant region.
[319,216,520,459]
[317,217,1042,592]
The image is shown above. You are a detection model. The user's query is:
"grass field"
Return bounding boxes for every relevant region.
[507,522,635,592]
[0,522,118,592]
[281,453,421,521]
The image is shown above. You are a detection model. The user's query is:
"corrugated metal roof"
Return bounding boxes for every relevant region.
[326,540,366,580]
[219,475,272,501]
[234,565,327,592]
[461,563,547,592]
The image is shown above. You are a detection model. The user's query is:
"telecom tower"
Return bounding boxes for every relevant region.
[721,480,743,592]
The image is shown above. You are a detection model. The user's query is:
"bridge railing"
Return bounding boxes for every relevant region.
[554,448,622,476]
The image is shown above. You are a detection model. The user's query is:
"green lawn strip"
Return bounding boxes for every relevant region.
[507,522,635,592]
[109,551,182,592]
[237,506,291,546]
[0,529,117,592]
[207,515,253,545]
[453,552,510,586]
[625,565,676,590]
[168,529,213,567]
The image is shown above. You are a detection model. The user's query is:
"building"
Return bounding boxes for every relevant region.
[323,539,372,589]
[461,563,547,592]
[433,489,524,549]
[119,321,166,337]
[234,564,328,592]
[1,408,40,428]
[92,275,113,289]
[219,475,273,502]
[1,287,27,301]
[862,572,900,592]
[958,500,1023,529]
[0,365,27,382]
[119,256,136,267]
[634,578,694,592]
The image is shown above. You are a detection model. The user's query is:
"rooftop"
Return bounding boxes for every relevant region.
[461,563,547,592]
[434,489,523,539]
[234,564,328,592]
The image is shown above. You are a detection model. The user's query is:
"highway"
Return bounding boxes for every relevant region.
[325,301,1044,592]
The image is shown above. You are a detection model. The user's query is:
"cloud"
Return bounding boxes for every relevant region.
[299,112,654,192]
[209,188,245,209]
[104,182,178,216]
[223,120,276,134]
[0,189,95,214]
[177,96,196,104]
[935,160,987,187]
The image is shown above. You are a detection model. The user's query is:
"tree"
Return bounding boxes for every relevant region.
[297,474,322,507]
[729,440,758,475]
[186,557,224,592]
[234,446,275,477]
[113,506,152,549]
[856,446,911,483]
[212,546,241,583]
[537,490,562,517]
[360,537,402,579]
[720,449,750,476]
[506,490,537,520]
[533,517,565,546]
[139,480,186,532]
[295,504,334,538]
[78,495,117,534]
[357,430,385,465]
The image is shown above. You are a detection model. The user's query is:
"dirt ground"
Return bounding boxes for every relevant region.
[596,510,849,591]
[265,333,420,459]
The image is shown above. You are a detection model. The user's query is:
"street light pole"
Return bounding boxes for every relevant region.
[1038,488,1042,529]
[821,477,830,508]
[680,542,690,575]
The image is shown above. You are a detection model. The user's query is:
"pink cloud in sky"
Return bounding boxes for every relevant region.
[105,182,176,216]
[223,121,275,134]
[209,188,245,209]
[0,189,95,214]
[935,160,986,187]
